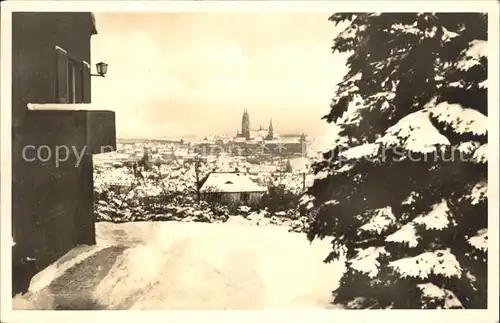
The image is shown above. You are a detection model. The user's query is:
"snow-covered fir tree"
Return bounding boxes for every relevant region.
[304,13,488,309]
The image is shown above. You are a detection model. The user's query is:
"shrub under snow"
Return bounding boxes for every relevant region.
[93,162,310,232]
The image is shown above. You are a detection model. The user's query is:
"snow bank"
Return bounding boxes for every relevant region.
[14,222,345,310]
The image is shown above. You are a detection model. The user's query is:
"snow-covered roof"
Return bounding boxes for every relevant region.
[200,172,267,193]
[234,137,247,143]
[27,103,99,111]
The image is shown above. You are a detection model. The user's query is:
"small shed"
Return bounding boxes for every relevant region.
[200,172,267,206]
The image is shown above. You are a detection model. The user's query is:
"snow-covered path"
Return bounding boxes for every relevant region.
[13,221,345,310]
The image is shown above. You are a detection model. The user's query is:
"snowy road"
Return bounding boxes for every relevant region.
[13,221,345,310]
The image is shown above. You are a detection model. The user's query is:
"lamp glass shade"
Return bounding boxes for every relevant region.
[96,62,108,75]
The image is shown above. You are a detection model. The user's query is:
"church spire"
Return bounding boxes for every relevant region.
[241,109,250,139]
[266,119,274,140]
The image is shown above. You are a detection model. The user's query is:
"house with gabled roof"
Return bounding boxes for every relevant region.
[200,172,267,207]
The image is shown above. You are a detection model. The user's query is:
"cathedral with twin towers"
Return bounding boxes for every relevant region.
[234,110,306,143]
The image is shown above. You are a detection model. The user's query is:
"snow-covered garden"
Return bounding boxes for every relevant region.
[93,157,312,233]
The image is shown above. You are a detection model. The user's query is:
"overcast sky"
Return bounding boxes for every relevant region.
[91,12,348,139]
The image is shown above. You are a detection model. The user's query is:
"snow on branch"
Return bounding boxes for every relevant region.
[402,191,420,206]
[390,22,421,35]
[417,283,463,309]
[467,228,487,252]
[377,109,450,153]
[358,206,396,235]
[472,143,487,164]
[430,101,488,136]
[385,223,419,248]
[389,249,462,279]
[456,39,488,71]
[412,199,452,231]
[335,74,361,99]
[337,23,364,41]
[314,169,334,181]
[447,80,477,90]
[465,40,487,58]
[457,141,481,155]
[478,80,487,89]
[299,194,315,208]
[336,94,365,126]
[324,199,339,206]
[339,143,380,161]
[362,90,397,114]
[462,181,487,205]
[456,142,487,164]
[370,90,396,102]
[305,197,339,213]
[440,27,459,43]
[348,246,389,278]
[337,163,355,174]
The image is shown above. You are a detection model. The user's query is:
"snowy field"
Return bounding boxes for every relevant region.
[13,221,345,310]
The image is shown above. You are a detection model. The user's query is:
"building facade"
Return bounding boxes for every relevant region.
[236,110,251,139]
[233,111,307,155]
[11,12,116,295]
[235,110,277,141]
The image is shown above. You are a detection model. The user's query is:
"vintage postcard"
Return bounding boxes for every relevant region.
[1,1,499,323]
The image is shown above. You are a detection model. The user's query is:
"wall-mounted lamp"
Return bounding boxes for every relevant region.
[91,62,108,77]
